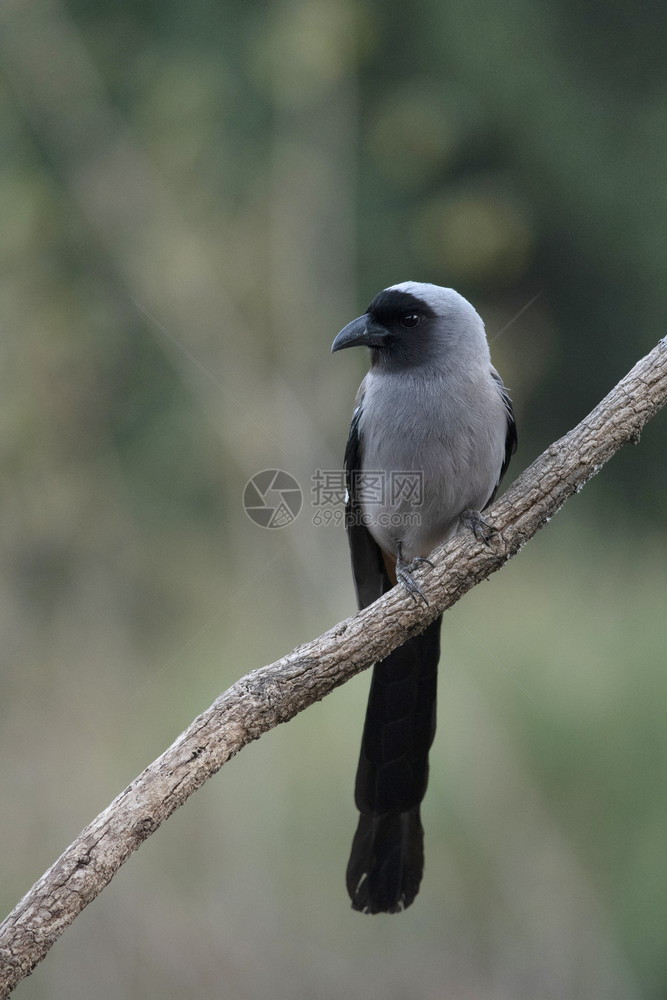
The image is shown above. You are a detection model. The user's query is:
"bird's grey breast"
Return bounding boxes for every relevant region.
[358,368,507,559]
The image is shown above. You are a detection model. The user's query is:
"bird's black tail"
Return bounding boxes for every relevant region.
[346,614,442,913]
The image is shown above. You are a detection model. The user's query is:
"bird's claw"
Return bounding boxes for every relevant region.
[411,556,435,570]
[395,546,431,605]
[461,508,495,544]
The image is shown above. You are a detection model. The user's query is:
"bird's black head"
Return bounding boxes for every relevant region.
[332,282,486,371]
[331,288,439,367]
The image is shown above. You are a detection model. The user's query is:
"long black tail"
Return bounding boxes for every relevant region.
[346,614,442,913]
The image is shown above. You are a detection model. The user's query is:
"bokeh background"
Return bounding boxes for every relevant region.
[1,1,666,997]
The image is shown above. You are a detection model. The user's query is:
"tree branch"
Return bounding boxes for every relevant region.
[1,338,666,996]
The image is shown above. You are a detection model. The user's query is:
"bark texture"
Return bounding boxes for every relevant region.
[1,337,665,996]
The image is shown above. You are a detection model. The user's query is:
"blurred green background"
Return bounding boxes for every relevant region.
[1,1,666,997]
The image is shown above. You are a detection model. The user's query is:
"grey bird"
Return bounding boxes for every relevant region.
[331,281,517,914]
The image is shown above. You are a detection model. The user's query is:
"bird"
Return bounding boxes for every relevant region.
[331,281,517,914]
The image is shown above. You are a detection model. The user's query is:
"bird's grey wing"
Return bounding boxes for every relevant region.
[344,394,390,610]
[486,367,518,506]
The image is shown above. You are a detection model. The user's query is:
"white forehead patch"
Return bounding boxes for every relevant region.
[385,281,474,317]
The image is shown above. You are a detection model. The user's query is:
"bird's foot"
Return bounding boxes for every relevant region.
[412,556,435,570]
[395,544,431,605]
[461,508,495,544]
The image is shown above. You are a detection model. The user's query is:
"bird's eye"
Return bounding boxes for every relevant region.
[401,313,421,328]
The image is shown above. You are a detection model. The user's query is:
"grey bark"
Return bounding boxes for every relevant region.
[1,337,666,996]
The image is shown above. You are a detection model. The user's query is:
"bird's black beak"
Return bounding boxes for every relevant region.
[331,314,389,353]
